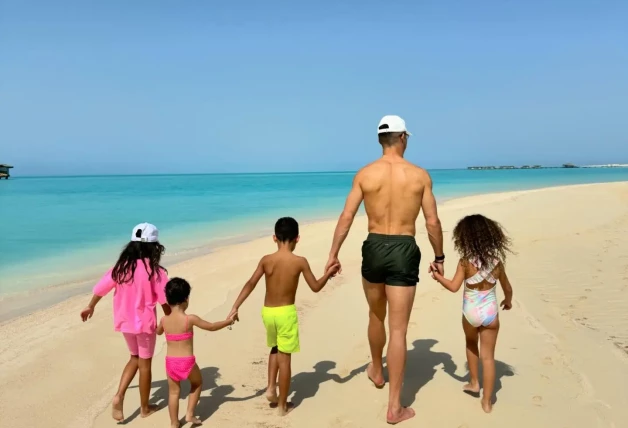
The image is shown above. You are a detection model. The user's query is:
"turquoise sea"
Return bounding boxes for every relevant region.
[1,168,628,299]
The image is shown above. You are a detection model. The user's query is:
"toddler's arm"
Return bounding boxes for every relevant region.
[156,318,164,335]
[189,314,236,332]
[430,260,465,292]
[229,257,266,319]
[499,264,513,310]
[301,257,340,293]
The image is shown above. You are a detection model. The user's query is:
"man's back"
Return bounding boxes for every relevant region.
[359,157,428,236]
[262,252,303,307]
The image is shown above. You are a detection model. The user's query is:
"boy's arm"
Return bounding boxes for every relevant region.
[301,257,338,293]
[431,260,465,292]
[189,314,235,332]
[229,258,265,317]
[499,264,513,310]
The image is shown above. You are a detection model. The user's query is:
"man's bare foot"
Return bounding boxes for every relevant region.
[481,399,493,413]
[278,402,295,416]
[265,387,279,404]
[111,395,124,422]
[463,381,481,397]
[140,404,159,418]
[367,363,385,389]
[186,414,202,425]
[386,407,415,425]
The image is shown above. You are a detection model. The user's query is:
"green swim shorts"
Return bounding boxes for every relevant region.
[361,233,421,286]
[261,304,300,354]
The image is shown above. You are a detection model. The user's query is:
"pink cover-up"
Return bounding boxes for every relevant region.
[93,262,168,334]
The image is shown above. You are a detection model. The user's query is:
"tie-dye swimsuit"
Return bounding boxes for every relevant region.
[462,258,499,327]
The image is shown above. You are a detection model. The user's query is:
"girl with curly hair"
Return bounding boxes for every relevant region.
[429,214,514,413]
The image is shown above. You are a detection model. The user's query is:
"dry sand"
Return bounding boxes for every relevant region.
[1,182,627,428]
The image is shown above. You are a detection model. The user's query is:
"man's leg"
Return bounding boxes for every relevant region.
[385,285,416,424]
[362,278,387,387]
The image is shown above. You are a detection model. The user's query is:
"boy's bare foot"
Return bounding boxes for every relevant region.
[367,363,385,389]
[185,414,202,425]
[386,407,415,425]
[278,402,295,416]
[140,404,159,418]
[265,387,279,404]
[481,398,493,413]
[111,395,124,421]
[463,382,481,397]
[170,423,181,428]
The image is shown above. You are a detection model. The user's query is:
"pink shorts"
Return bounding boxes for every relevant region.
[123,332,157,359]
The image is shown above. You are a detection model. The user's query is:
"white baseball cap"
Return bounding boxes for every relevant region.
[131,223,159,243]
[377,115,412,135]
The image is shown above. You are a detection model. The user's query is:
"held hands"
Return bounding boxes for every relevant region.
[428,262,443,281]
[80,307,94,322]
[325,256,342,276]
[500,299,512,310]
[325,261,341,278]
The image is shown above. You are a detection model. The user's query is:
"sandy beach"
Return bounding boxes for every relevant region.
[1,182,627,428]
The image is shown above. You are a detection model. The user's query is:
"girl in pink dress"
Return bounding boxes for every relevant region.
[80,223,170,422]
[429,214,514,413]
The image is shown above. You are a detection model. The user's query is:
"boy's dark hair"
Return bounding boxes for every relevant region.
[274,217,299,242]
[452,214,514,267]
[165,277,191,306]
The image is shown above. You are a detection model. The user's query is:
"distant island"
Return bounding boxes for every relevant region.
[467,163,628,170]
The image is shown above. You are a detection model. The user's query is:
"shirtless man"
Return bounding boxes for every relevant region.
[230,217,340,416]
[325,115,444,424]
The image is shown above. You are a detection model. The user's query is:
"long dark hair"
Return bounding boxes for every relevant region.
[452,214,513,267]
[111,241,166,284]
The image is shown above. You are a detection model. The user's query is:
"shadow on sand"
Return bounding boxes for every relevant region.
[289,360,367,406]
[123,366,261,424]
[402,339,515,406]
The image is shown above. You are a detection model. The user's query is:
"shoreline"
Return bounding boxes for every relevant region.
[1,180,623,326]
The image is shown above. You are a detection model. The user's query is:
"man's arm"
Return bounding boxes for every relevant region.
[327,172,364,271]
[421,172,444,261]
[229,258,265,317]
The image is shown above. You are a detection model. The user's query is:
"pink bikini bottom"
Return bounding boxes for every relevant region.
[165,356,196,382]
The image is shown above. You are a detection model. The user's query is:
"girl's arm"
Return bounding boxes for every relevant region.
[430,260,465,292]
[189,314,236,332]
[499,264,513,310]
[229,258,265,319]
[156,318,164,335]
[81,269,116,321]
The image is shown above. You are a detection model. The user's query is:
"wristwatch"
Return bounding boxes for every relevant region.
[434,254,445,264]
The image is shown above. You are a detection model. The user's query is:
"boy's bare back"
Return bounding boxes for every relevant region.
[261,251,308,307]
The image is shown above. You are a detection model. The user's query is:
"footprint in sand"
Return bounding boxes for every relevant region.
[540,374,550,380]
[542,357,553,366]
[578,296,587,301]
[533,396,544,407]
[585,288,592,292]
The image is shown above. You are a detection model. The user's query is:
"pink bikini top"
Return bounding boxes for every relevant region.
[163,315,194,342]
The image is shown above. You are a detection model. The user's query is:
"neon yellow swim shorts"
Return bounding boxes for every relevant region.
[261,304,300,354]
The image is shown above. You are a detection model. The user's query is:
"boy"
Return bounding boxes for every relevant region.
[229,217,340,415]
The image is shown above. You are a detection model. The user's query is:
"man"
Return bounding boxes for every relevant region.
[326,115,444,424]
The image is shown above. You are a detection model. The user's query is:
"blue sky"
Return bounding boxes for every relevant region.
[1,1,627,175]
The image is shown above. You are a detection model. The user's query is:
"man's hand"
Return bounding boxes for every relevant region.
[325,256,342,275]
[80,307,94,322]
[325,262,341,278]
[432,261,445,276]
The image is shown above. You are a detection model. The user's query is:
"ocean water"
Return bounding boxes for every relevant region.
[1,168,627,297]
